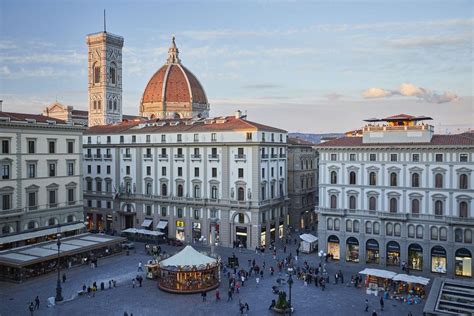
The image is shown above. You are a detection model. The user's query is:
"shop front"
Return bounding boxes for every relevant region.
[86,213,94,230]
[235,226,248,248]
[176,220,185,241]
[209,223,220,245]
[386,241,400,266]
[455,248,472,277]
[106,214,113,231]
[192,222,201,241]
[408,243,423,271]
[260,226,266,247]
[327,235,340,260]
[279,220,284,239]
[96,214,104,231]
[346,237,360,263]
[431,245,447,274]
[270,223,276,242]
[366,239,380,264]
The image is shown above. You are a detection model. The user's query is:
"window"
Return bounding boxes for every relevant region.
[177,208,183,218]
[67,141,74,154]
[27,163,36,178]
[369,154,376,161]
[390,172,397,186]
[346,220,352,232]
[194,167,199,177]
[211,186,218,199]
[28,140,35,154]
[194,209,200,220]
[330,195,337,209]
[177,167,183,177]
[120,136,124,143]
[237,147,244,158]
[126,166,130,175]
[386,223,393,236]
[271,168,274,177]
[1,140,9,154]
[411,173,420,187]
[434,200,443,216]
[162,167,166,176]
[161,183,167,196]
[246,132,252,140]
[330,171,337,184]
[330,154,337,161]
[394,223,401,236]
[110,65,116,84]
[465,229,472,243]
[431,226,438,240]
[48,190,57,207]
[369,197,376,211]
[48,140,55,154]
[369,172,376,186]
[161,134,166,143]
[237,187,245,201]
[194,134,199,142]
[94,64,100,83]
[373,222,380,234]
[193,185,201,198]
[106,165,111,174]
[177,134,182,142]
[145,135,151,143]
[365,221,372,234]
[349,171,356,185]
[106,136,111,144]
[211,148,217,157]
[262,133,266,142]
[327,218,333,230]
[408,225,415,238]
[459,174,468,189]
[146,166,151,176]
[435,154,443,162]
[411,199,420,214]
[131,135,136,143]
[28,191,37,209]
[48,162,56,177]
[459,201,468,218]
[212,168,217,178]
[412,154,419,162]
[416,225,423,239]
[349,196,356,210]
[161,207,167,217]
[1,194,11,210]
[460,153,468,162]
[390,154,398,162]
[334,218,340,231]
[389,198,397,213]
[262,168,265,178]
[67,188,75,205]
[353,220,360,233]
[211,133,217,141]
[145,182,152,195]
[67,162,74,176]
[435,173,443,188]
[349,154,356,161]
[177,184,183,197]
[96,179,102,192]
[455,228,463,242]
[440,227,447,241]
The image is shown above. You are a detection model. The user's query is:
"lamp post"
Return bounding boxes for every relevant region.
[287,267,294,316]
[55,225,63,302]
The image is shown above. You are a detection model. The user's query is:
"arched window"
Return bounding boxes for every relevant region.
[408,224,415,238]
[369,196,376,211]
[465,229,472,243]
[146,182,152,195]
[365,221,372,234]
[194,185,201,198]
[373,222,380,234]
[353,220,360,233]
[327,218,333,230]
[430,226,439,240]
[346,220,352,232]
[93,63,101,84]
[237,187,245,201]
[386,223,393,235]
[2,225,12,234]
[439,227,447,241]
[113,100,117,111]
[394,223,401,236]
[349,196,356,210]
[411,173,420,187]
[435,173,443,188]
[349,171,356,185]
[48,218,57,226]
[434,200,443,216]
[27,221,36,230]
[330,171,337,184]
[411,199,420,214]
[369,172,376,186]
[334,218,340,231]
[389,198,397,213]
[211,186,218,199]
[109,62,116,85]
[390,172,397,186]
[67,214,75,223]
[416,225,423,239]
[177,184,183,197]
[459,201,468,218]
[108,99,113,110]
[330,195,337,209]
[459,174,468,189]
[161,183,167,196]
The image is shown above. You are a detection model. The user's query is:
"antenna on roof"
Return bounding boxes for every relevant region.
[104,9,106,33]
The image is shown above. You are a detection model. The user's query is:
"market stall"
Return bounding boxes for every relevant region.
[299,234,318,253]
[392,274,429,303]
[359,268,397,296]
[157,245,220,293]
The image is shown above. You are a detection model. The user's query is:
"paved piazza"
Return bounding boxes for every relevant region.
[0,236,426,316]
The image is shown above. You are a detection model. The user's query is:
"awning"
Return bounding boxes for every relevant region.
[359,268,397,279]
[156,220,168,230]
[299,233,318,243]
[121,228,164,237]
[141,219,153,228]
[0,223,85,245]
[393,274,430,285]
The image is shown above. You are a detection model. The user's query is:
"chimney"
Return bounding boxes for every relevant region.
[235,110,241,119]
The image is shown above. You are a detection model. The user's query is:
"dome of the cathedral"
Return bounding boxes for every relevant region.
[140,37,208,119]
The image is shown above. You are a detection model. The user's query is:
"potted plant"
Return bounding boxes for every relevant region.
[273,291,290,314]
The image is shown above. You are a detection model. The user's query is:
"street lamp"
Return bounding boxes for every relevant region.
[55,224,63,302]
[287,267,294,316]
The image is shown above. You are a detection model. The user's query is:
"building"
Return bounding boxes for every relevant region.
[82,36,289,249]
[315,114,473,278]
[0,111,86,249]
[287,137,318,231]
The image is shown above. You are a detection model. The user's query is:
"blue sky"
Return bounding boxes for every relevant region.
[0,0,472,133]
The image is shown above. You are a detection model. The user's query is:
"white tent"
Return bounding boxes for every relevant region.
[121,228,164,237]
[159,245,216,267]
[359,268,397,279]
[393,274,430,285]
[299,233,318,253]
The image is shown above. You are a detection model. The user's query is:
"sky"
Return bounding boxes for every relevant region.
[0,0,473,133]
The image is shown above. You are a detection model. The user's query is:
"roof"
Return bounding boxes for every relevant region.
[315,134,474,148]
[299,233,318,243]
[159,245,216,267]
[84,116,286,135]
[288,137,315,146]
[0,111,67,124]
[364,114,433,123]
[358,268,397,279]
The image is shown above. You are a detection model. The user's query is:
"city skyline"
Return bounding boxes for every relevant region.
[0,0,473,133]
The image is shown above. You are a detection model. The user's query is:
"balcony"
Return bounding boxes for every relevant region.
[261,154,269,159]
[271,154,278,159]
[208,154,220,161]
[279,154,286,158]
[174,154,184,161]
[93,154,102,160]
[143,154,153,161]
[104,154,112,160]
[191,154,202,161]
[235,154,246,161]
[84,154,93,160]
[123,154,132,161]
[158,154,169,161]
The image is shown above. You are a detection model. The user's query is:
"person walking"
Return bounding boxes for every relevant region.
[380,296,384,311]
[227,287,233,301]
[34,296,40,310]
[132,278,136,288]
[29,302,35,316]
[201,291,207,302]
[138,261,143,272]
[372,310,378,316]
[215,289,220,301]
[62,273,67,283]
[365,299,369,312]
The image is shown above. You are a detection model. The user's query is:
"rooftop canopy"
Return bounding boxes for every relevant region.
[159,245,216,268]
[364,113,433,123]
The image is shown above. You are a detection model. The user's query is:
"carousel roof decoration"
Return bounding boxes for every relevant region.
[159,245,217,269]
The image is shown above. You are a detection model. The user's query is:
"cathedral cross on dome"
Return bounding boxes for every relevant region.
[166,36,181,65]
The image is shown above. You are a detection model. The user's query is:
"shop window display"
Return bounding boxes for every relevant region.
[365,239,379,264]
[455,248,472,277]
[346,237,359,263]
[431,245,447,274]
[386,241,400,266]
[327,235,340,260]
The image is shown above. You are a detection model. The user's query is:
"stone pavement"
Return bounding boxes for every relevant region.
[0,236,426,316]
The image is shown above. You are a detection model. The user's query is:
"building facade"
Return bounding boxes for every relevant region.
[287,137,318,231]
[0,112,85,249]
[316,114,474,278]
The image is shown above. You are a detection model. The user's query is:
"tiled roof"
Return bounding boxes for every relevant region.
[70,110,138,120]
[316,134,474,148]
[0,111,67,124]
[84,116,286,135]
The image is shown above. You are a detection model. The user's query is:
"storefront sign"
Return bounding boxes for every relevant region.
[456,248,471,257]
[176,220,185,228]
[346,237,359,245]
[366,239,379,250]
[328,235,339,243]
[431,246,446,257]
[387,241,400,252]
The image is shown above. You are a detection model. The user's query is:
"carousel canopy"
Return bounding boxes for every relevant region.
[392,274,430,285]
[159,245,216,267]
[359,268,397,279]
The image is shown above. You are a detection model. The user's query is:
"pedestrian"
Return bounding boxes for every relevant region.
[92,285,96,297]
[339,270,344,284]
[268,299,276,310]
[83,284,87,293]
[201,291,207,302]
[236,281,240,293]
[215,289,220,301]
[138,275,143,287]
[380,296,384,311]
[138,261,143,272]
[245,302,249,313]
[227,288,233,301]
[372,310,378,316]
[132,278,136,288]
[62,273,66,283]
[34,296,40,310]
[408,312,413,316]
[365,299,369,312]
[124,312,128,316]
[241,275,245,286]
[256,276,260,287]
[29,302,35,316]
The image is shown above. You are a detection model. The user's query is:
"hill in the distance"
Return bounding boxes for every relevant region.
[289,132,344,144]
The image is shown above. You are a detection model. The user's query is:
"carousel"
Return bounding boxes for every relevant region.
[157,245,220,293]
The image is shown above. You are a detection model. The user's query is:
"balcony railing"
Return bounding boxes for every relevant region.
[261,154,269,159]
[174,154,184,161]
[123,154,132,160]
[271,154,278,159]
[84,154,93,160]
[104,154,112,160]
[235,154,246,160]
[0,201,83,218]
[93,154,102,160]
[208,154,220,160]
[143,154,153,160]
[191,154,202,160]
[158,154,169,160]
[279,154,286,158]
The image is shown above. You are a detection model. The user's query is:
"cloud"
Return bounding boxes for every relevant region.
[0,66,11,76]
[242,84,281,90]
[386,35,470,48]
[325,92,344,101]
[362,83,459,104]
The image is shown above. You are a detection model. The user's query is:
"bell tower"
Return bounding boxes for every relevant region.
[86,26,124,127]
